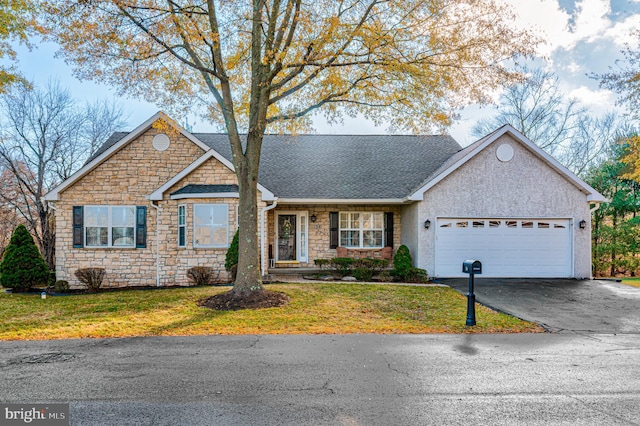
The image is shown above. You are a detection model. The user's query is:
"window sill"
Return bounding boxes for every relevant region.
[80,247,138,250]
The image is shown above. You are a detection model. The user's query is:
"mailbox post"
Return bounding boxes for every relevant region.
[462,260,482,326]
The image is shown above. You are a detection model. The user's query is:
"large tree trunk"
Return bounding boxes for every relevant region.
[232,133,264,297]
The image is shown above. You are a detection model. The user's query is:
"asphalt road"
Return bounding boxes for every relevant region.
[1,334,639,425]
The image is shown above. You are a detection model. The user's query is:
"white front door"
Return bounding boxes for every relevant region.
[435,218,573,278]
[275,212,308,263]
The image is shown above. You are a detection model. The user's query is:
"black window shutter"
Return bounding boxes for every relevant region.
[384,212,394,248]
[72,206,83,248]
[329,212,339,249]
[136,206,147,248]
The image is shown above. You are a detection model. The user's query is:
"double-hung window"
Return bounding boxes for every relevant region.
[193,204,229,248]
[339,212,384,248]
[85,206,136,248]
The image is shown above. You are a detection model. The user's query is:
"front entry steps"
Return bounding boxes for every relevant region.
[267,267,321,282]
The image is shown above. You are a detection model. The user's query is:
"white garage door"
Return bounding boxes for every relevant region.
[435,218,573,278]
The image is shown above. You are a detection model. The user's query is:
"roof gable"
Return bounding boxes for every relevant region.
[44,112,210,201]
[408,124,607,203]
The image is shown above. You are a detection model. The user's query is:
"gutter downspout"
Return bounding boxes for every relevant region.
[260,200,278,276]
[150,201,161,287]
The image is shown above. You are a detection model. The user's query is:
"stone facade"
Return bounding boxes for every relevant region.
[56,126,207,288]
[266,204,403,267]
[55,123,267,288]
[52,120,599,286]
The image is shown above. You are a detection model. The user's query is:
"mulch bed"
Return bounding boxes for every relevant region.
[197,289,290,311]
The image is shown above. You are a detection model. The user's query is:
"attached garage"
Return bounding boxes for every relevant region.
[434,218,573,278]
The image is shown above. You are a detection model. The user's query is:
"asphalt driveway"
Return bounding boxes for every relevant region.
[442,278,640,334]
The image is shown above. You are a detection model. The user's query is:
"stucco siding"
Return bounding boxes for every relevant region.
[400,203,420,266]
[417,134,592,278]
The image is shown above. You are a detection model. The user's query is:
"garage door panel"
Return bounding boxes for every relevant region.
[435,218,572,278]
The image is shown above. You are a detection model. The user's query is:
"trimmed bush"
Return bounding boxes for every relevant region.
[187,266,216,286]
[54,280,70,293]
[354,258,389,273]
[330,257,354,277]
[353,266,374,282]
[0,225,50,291]
[314,259,331,270]
[75,268,106,293]
[401,267,429,283]
[393,245,412,278]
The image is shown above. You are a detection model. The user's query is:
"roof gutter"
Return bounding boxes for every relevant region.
[274,198,411,205]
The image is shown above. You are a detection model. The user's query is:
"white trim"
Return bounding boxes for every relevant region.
[148,151,214,201]
[150,201,161,287]
[408,125,607,203]
[171,192,239,200]
[274,211,309,263]
[84,205,136,248]
[338,211,385,249]
[275,198,408,205]
[148,150,276,201]
[261,201,279,273]
[44,111,209,201]
[43,110,277,202]
[177,204,186,248]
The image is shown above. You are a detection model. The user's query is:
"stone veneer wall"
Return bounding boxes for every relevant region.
[157,156,266,286]
[266,204,402,267]
[56,127,205,288]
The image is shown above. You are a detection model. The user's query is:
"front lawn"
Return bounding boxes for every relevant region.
[0,283,542,340]
[620,278,640,288]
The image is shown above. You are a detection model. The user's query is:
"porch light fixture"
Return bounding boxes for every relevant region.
[424,219,431,229]
[310,214,317,223]
[579,220,586,229]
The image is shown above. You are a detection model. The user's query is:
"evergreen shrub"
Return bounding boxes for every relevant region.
[0,225,50,291]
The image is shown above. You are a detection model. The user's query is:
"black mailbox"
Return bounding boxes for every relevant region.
[462,259,482,275]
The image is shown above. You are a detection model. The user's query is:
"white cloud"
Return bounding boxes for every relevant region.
[568,85,615,109]
[499,0,639,55]
[604,13,640,46]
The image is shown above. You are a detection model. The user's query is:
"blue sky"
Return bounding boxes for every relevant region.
[10,0,640,145]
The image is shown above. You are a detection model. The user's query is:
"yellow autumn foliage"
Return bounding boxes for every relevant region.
[44,0,539,134]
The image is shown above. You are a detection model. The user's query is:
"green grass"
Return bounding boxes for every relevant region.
[620,278,640,288]
[0,283,542,340]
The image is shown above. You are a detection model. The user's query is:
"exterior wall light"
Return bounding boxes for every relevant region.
[424,219,431,229]
[310,214,317,223]
[579,220,587,229]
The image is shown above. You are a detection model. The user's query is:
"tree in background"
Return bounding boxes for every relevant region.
[0,224,50,291]
[0,166,26,258]
[45,0,538,303]
[598,30,640,120]
[0,80,127,269]
[473,66,627,176]
[586,140,640,277]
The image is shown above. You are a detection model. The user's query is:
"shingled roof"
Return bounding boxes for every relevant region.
[195,133,461,199]
[170,184,239,197]
[89,131,462,200]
